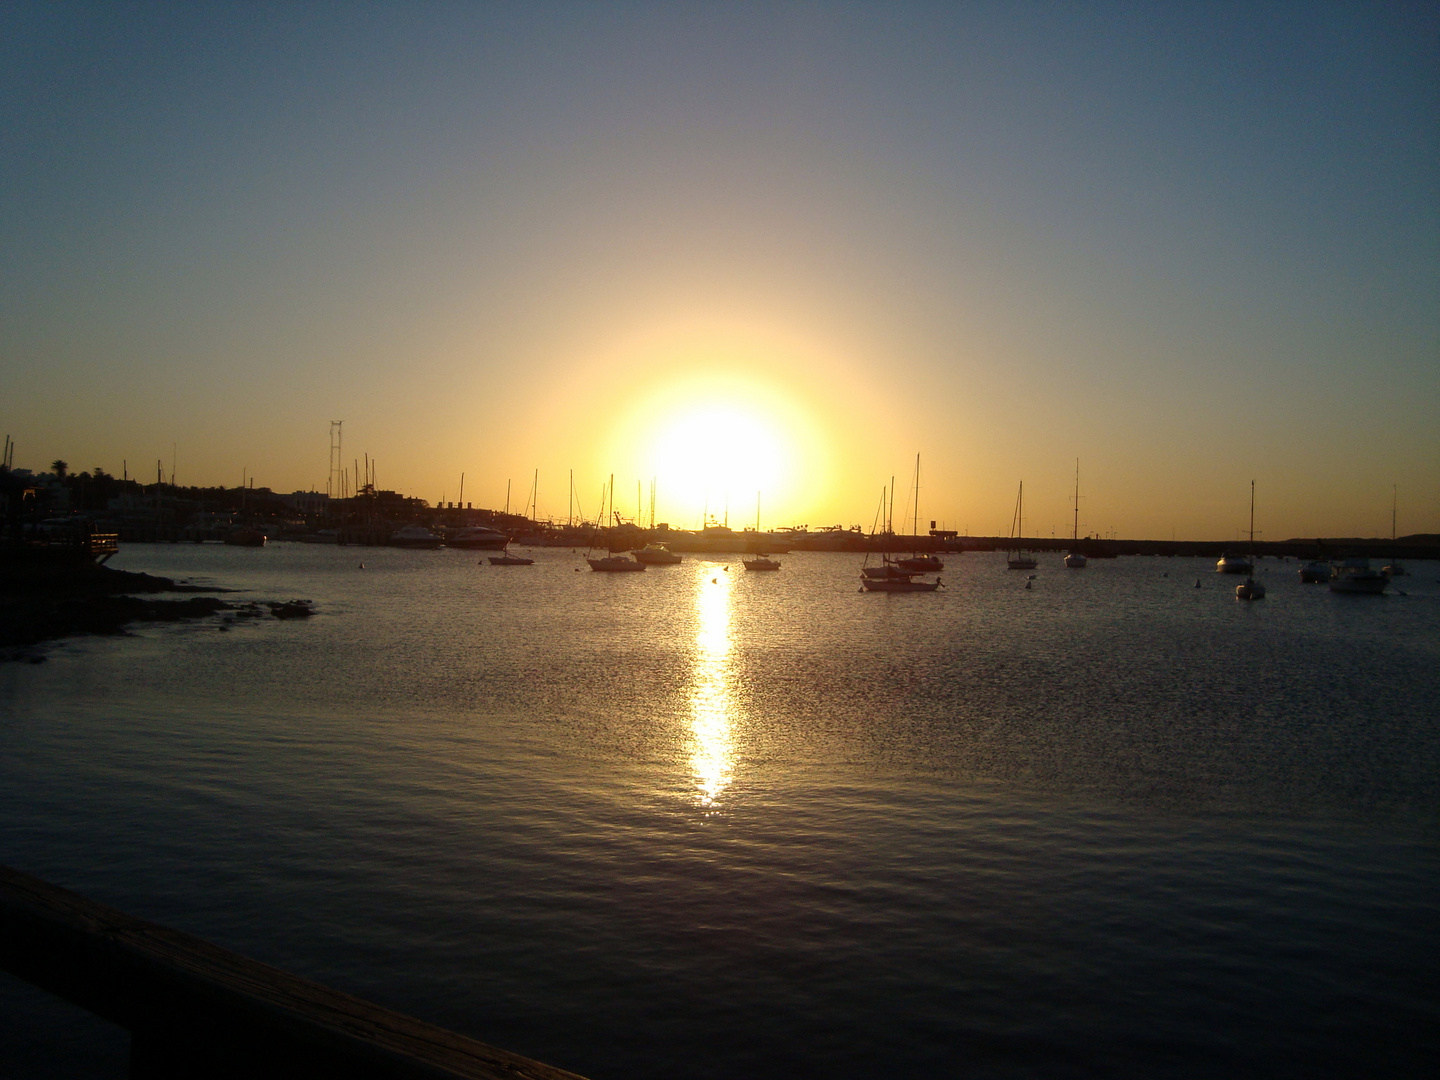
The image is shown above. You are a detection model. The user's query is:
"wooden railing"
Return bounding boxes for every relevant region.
[0,865,590,1079]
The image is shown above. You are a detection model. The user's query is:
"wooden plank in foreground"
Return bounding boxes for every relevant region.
[0,864,591,1080]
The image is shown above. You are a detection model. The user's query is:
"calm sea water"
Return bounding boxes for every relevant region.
[3,544,1438,1078]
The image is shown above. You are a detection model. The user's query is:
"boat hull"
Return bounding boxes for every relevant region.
[1329,575,1387,594]
[895,556,943,572]
[587,557,645,572]
[1064,553,1087,568]
[860,576,941,592]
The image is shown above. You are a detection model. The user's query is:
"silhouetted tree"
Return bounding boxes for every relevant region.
[51,459,68,478]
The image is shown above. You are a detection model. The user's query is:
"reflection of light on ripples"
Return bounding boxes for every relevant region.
[690,567,735,809]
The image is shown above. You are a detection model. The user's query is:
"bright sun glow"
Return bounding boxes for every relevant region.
[602,375,834,528]
[572,319,869,529]
[649,400,790,524]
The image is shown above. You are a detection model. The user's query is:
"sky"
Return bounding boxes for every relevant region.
[2,1,1436,540]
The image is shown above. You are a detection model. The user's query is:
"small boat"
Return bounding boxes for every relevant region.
[1064,460,1087,568]
[389,525,444,549]
[587,554,645,572]
[1299,560,1330,583]
[223,527,266,547]
[1216,552,1253,575]
[446,525,510,550]
[1236,577,1265,600]
[1006,481,1037,569]
[743,555,781,571]
[1383,485,1406,577]
[633,543,682,565]
[894,554,942,572]
[488,552,534,566]
[895,457,943,573]
[1234,481,1265,600]
[860,573,942,592]
[1329,557,1388,594]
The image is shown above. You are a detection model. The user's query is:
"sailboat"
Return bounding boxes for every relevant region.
[1064,461,1086,568]
[742,492,781,571]
[586,475,645,572]
[894,454,943,573]
[1235,481,1265,600]
[860,476,941,592]
[1216,487,1253,574]
[1383,485,1407,578]
[1006,482,1038,570]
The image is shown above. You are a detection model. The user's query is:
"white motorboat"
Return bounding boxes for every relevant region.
[633,543,682,565]
[446,525,510,550]
[743,555,781,571]
[1329,557,1388,594]
[389,525,443,549]
[1216,552,1253,575]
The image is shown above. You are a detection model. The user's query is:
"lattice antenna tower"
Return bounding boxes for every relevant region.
[329,421,344,499]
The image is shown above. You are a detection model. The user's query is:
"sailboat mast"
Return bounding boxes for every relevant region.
[1073,460,1080,543]
[1249,479,1256,557]
[912,453,920,541]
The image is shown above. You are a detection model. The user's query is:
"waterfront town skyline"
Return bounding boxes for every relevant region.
[3,4,1436,542]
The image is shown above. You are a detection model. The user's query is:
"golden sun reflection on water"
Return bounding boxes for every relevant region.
[689,564,736,810]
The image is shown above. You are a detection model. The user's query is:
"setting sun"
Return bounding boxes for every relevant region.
[606,374,830,529]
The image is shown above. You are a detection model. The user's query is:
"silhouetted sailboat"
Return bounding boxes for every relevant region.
[895,455,943,573]
[587,475,644,572]
[1235,481,1265,600]
[1006,482,1037,570]
[743,492,781,571]
[1064,461,1086,568]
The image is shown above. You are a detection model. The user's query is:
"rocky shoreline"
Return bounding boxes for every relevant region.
[0,562,244,660]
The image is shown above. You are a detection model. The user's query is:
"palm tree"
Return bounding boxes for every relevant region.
[51,459,68,478]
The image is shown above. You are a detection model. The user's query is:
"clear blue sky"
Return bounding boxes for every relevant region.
[2,2,1436,538]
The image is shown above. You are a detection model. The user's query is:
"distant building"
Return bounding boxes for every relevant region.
[279,491,329,515]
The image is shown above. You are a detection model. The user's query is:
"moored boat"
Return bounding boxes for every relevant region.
[743,555,781,571]
[1064,460,1087,568]
[1216,552,1253,574]
[389,525,444,549]
[633,543,682,565]
[223,527,266,547]
[446,525,510,550]
[488,552,534,566]
[587,554,645,572]
[1299,560,1330,583]
[1006,481,1037,569]
[860,573,942,592]
[1329,557,1388,594]
[1234,481,1265,600]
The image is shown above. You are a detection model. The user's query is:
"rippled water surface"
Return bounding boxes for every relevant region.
[3,545,1438,1077]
